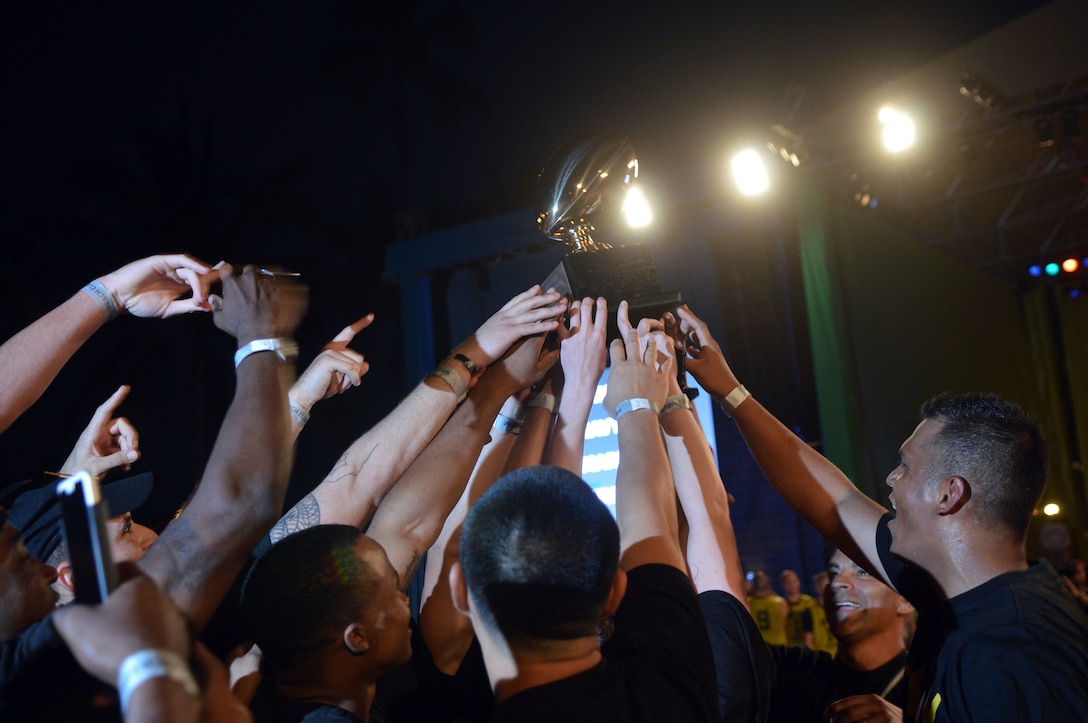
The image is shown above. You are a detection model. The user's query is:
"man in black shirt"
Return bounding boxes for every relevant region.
[768,549,914,722]
[450,324,718,722]
[676,305,1088,723]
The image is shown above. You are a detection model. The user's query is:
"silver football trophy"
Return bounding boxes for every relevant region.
[536,133,681,337]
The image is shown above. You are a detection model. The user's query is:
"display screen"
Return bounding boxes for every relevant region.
[580,367,718,517]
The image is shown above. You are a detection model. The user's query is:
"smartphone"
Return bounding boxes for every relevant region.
[56,471,118,603]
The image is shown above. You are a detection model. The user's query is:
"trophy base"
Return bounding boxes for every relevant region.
[542,245,682,339]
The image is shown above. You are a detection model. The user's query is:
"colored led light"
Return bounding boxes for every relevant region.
[1045,263,1060,276]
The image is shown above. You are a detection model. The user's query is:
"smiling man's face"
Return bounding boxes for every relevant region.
[824,550,905,645]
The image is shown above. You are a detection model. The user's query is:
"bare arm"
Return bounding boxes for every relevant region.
[676,305,890,582]
[269,286,564,541]
[542,297,607,473]
[419,394,522,674]
[604,304,683,572]
[138,264,306,630]
[286,315,372,442]
[367,333,558,589]
[0,254,218,433]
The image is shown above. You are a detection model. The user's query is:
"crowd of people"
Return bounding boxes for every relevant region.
[0,252,1086,723]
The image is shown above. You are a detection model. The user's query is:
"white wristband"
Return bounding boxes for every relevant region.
[81,280,120,321]
[492,413,523,435]
[117,649,200,715]
[289,399,310,428]
[612,398,659,420]
[660,393,693,418]
[234,338,299,368]
[719,384,751,417]
[527,392,558,414]
[429,363,468,402]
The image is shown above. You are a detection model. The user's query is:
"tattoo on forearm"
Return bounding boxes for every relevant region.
[321,444,380,487]
[269,493,321,543]
[140,517,225,616]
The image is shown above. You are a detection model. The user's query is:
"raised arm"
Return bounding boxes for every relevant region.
[542,297,607,473]
[675,305,890,581]
[367,332,559,589]
[59,385,141,478]
[286,315,372,442]
[0,253,219,433]
[138,264,307,630]
[603,303,683,572]
[269,285,563,542]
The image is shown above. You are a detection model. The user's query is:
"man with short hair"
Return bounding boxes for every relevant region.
[450,324,718,722]
[677,305,1088,722]
[809,571,837,656]
[768,550,914,722]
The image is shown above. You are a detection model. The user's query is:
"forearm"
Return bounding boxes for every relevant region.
[504,405,552,472]
[0,291,106,432]
[367,376,511,583]
[730,395,886,572]
[140,355,294,628]
[616,411,685,571]
[663,410,747,602]
[125,678,202,723]
[542,382,595,473]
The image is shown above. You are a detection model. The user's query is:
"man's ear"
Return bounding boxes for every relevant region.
[343,623,369,656]
[896,596,916,616]
[603,568,628,616]
[56,561,75,592]
[449,561,471,617]
[936,475,971,515]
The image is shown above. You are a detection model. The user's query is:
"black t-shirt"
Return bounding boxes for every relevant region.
[766,644,907,722]
[0,615,119,722]
[876,513,1088,722]
[699,590,775,723]
[488,564,718,723]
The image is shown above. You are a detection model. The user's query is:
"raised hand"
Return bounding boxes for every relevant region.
[459,285,566,367]
[212,264,308,346]
[98,253,222,319]
[290,315,373,410]
[559,297,608,391]
[603,326,672,418]
[478,332,560,398]
[61,385,140,477]
[674,305,739,402]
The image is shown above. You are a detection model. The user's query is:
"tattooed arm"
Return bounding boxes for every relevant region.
[138,264,306,631]
[268,285,564,543]
[367,332,558,589]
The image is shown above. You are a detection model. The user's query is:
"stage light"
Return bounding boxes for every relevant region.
[731,149,770,196]
[1043,503,1060,516]
[1029,265,1043,277]
[878,106,916,153]
[622,186,652,228]
[1062,258,1079,273]
[1045,263,1060,276]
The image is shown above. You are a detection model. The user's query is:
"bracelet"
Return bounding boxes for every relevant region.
[429,363,468,402]
[234,338,299,368]
[81,280,120,321]
[660,393,693,418]
[288,399,310,428]
[719,384,751,417]
[492,413,523,435]
[612,398,659,420]
[527,392,558,414]
[452,353,481,376]
[117,649,200,716]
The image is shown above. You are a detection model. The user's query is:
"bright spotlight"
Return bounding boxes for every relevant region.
[622,186,653,228]
[879,106,916,153]
[731,149,770,196]
[1043,502,1060,516]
